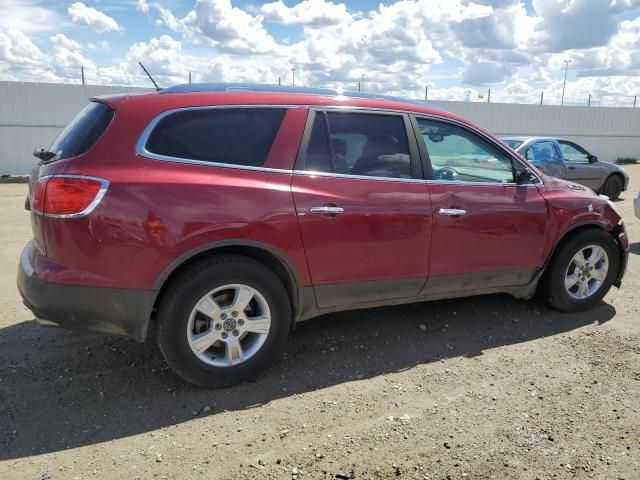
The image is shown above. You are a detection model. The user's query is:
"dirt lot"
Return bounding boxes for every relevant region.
[1,169,639,480]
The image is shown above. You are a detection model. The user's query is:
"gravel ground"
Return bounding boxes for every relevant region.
[1,168,639,480]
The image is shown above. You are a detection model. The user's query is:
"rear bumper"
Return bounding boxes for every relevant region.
[17,242,156,342]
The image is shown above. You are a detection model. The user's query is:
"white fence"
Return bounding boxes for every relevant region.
[1,81,640,175]
[0,82,148,176]
[430,100,640,164]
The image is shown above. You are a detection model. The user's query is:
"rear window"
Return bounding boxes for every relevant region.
[49,102,114,160]
[144,108,287,167]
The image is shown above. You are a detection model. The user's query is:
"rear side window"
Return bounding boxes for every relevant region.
[145,108,287,167]
[304,111,412,179]
[49,102,114,160]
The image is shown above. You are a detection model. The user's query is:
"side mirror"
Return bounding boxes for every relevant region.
[515,167,535,184]
[588,154,598,163]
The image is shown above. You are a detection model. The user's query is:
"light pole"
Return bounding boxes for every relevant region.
[561,59,571,106]
[361,73,366,92]
[291,68,295,86]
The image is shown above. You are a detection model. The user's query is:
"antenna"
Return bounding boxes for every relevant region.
[138,61,160,91]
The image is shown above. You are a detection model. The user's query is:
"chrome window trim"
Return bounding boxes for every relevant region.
[32,174,110,219]
[135,105,298,175]
[135,103,543,185]
[292,169,426,184]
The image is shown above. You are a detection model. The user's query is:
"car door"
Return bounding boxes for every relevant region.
[524,140,567,179]
[291,109,432,308]
[412,116,549,294]
[557,140,603,191]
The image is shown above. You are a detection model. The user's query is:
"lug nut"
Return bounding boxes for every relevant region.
[233,330,239,336]
[231,311,238,317]
[237,318,244,326]
[221,332,228,339]
[215,323,222,330]
[221,313,227,320]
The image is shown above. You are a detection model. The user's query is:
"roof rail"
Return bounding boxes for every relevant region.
[160,83,440,109]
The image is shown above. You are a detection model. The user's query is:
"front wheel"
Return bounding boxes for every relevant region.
[541,229,619,312]
[156,255,291,387]
[601,175,623,200]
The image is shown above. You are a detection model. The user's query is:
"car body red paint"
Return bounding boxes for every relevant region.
[18,86,628,344]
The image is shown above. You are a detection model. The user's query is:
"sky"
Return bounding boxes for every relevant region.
[1,0,640,105]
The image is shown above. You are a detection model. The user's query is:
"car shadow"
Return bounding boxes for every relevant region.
[0,294,616,460]
[629,242,640,255]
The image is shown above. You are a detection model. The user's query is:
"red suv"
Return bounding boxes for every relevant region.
[18,84,628,387]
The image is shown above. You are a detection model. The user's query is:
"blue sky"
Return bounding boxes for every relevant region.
[1,1,640,105]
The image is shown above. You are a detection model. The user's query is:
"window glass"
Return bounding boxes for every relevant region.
[145,108,286,167]
[416,118,514,183]
[558,141,589,162]
[503,139,523,149]
[305,113,333,172]
[303,112,412,179]
[527,141,563,164]
[48,102,114,161]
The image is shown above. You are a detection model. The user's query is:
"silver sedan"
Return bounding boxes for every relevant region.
[502,137,629,200]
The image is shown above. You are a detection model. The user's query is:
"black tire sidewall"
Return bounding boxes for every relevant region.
[157,256,291,387]
[544,230,619,312]
[602,176,623,200]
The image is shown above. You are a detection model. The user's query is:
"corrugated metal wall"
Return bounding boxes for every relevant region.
[1,81,639,175]
[0,82,149,176]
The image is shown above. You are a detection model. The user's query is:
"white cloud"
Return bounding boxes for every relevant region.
[260,0,351,27]
[2,0,640,106]
[51,33,81,51]
[68,2,122,33]
[0,1,66,34]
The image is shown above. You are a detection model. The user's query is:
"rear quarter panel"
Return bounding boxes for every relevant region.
[31,99,312,290]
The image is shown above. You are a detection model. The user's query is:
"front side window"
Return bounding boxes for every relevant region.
[304,111,413,179]
[145,108,286,167]
[558,141,589,163]
[416,118,514,183]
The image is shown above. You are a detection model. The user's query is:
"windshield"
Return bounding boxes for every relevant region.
[48,102,114,161]
[502,139,523,150]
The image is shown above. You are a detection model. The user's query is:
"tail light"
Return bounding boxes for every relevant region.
[31,175,109,218]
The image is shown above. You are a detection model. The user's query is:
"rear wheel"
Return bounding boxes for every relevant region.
[541,229,619,312]
[156,255,291,387]
[601,175,623,200]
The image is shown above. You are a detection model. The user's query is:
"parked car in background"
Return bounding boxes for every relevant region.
[502,137,629,200]
[635,192,640,219]
[18,85,628,387]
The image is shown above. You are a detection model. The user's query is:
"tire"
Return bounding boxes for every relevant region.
[541,229,619,312]
[600,175,623,200]
[156,255,292,387]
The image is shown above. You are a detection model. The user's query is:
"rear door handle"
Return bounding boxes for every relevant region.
[438,208,466,216]
[310,206,344,215]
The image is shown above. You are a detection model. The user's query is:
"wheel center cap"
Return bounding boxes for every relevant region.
[223,318,237,332]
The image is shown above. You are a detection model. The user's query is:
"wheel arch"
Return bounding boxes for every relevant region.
[544,222,612,268]
[151,240,304,330]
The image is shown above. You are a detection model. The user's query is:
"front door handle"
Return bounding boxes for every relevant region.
[438,208,466,216]
[310,206,344,215]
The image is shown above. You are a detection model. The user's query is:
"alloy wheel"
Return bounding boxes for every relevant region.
[564,245,609,300]
[186,284,271,367]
